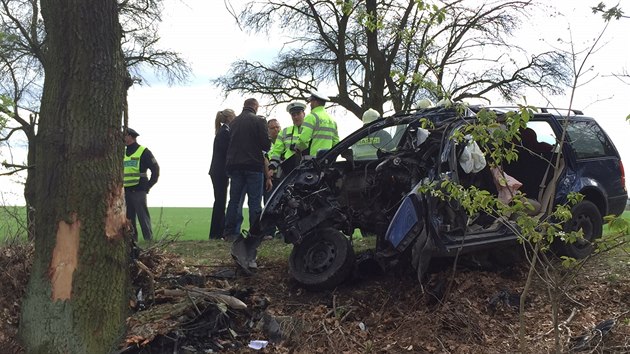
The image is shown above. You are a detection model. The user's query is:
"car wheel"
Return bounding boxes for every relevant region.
[555,200,602,259]
[289,228,355,289]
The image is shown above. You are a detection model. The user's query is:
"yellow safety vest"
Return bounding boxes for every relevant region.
[296,106,339,156]
[123,146,147,187]
[269,125,301,164]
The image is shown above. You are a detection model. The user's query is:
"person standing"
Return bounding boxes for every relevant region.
[295,90,339,157]
[208,109,236,240]
[223,98,271,240]
[124,128,159,242]
[267,118,281,144]
[269,101,306,176]
[263,118,281,201]
[353,108,392,160]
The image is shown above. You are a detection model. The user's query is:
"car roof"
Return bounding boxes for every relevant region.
[392,105,593,127]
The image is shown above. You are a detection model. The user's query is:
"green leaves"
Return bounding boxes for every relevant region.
[336,0,355,16]
[0,95,15,125]
[592,2,625,21]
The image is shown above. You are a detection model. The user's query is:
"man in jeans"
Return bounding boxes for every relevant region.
[223,98,271,243]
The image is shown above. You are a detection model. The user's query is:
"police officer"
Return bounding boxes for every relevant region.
[294,91,339,157]
[269,101,306,176]
[353,108,392,160]
[124,128,160,241]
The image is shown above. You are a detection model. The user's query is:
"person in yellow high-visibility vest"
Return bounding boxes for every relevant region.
[124,128,159,242]
[269,101,306,177]
[294,90,339,157]
[353,108,392,160]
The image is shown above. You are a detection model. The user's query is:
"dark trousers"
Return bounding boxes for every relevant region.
[125,189,152,241]
[210,173,229,239]
[224,170,264,237]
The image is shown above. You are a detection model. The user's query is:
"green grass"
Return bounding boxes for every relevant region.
[0,206,253,242]
[0,206,28,241]
[2,206,629,247]
[148,207,250,242]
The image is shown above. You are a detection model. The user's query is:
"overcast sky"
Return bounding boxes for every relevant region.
[1,0,629,207]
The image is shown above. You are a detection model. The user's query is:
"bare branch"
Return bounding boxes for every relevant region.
[215,0,570,117]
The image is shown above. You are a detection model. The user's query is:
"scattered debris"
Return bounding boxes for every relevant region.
[488,289,522,311]
[0,243,629,353]
[570,318,617,352]
[248,340,268,350]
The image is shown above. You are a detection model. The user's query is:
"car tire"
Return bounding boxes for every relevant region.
[289,228,355,289]
[555,200,602,259]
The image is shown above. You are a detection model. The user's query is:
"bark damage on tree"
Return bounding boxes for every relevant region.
[106,187,128,240]
[49,214,80,301]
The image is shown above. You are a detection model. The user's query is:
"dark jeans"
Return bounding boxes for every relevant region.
[209,173,228,239]
[125,189,152,241]
[224,170,264,237]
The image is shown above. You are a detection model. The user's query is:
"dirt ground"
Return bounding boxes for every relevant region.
[1,243,629,353]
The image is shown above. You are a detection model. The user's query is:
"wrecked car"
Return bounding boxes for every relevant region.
[259,105,627,289]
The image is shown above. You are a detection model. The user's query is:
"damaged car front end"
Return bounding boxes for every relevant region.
[259,107,459,288]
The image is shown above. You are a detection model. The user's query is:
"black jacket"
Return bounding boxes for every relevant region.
[226,107,270,173]
[125,142,159,192]
[209,123,230,177]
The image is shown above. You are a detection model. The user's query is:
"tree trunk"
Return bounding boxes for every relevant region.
[24,124,36,240]
[365,0,386,114]
[19,1,130,353]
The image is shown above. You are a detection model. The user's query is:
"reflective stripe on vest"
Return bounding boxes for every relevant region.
[308,112,336,155]
[124,145,147,187]
[270,125,301,161]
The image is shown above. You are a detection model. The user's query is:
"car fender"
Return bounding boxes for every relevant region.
[557,169,608,214]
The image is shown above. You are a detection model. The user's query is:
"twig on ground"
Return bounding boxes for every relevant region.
[543,307,577,336]
[339,308,354,323]
[135,259,155,301]
[184,290,202,316]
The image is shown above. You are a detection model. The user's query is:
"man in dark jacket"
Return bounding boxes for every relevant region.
[124,128,160,241]
[223,98,271,240]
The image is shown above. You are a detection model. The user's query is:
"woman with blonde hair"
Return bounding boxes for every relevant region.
[208,109,236,239]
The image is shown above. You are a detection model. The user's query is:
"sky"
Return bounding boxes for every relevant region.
[1,0,629,208]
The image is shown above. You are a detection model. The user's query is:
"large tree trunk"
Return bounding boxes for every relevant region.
[19,1,130,353]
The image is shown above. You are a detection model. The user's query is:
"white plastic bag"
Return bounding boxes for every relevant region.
[459,139,486,173]
[416,128,430,145]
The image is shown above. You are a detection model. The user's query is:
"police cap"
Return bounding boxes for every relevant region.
[308,90,329,102]
[126,128,139,137]
[286,101,307,113]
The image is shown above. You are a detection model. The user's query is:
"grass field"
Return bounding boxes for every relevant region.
[1,206,629,244]
[0,206,251,242]
[148,207,250,241]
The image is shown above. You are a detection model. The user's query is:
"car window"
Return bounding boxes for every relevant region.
[527,121,557,146]
[565,120,616,159]
[351,124,408,161]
